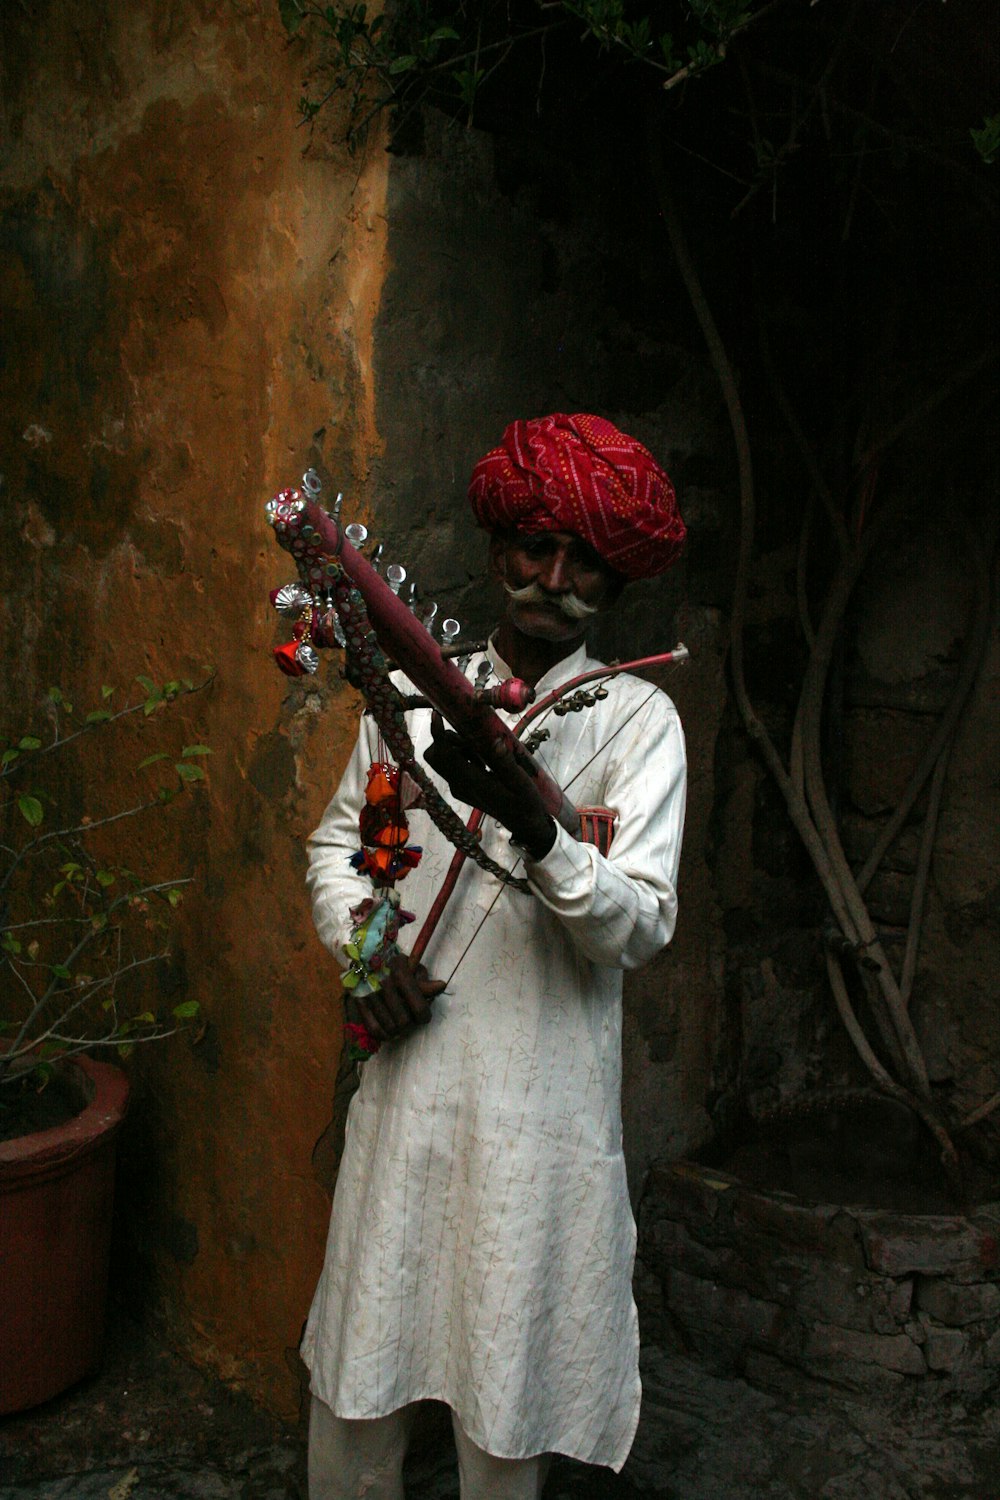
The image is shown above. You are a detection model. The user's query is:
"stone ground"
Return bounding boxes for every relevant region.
[1,1311,997,1500]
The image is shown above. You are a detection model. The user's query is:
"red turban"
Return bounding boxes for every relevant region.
[467,413,685,580]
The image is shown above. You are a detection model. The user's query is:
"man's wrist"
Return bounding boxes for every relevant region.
[509,816,557,864]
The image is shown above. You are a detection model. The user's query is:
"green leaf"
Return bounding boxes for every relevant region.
[181,745,211,757]
[166,888,184,908]
[429,25,459,42]
[138,752,170,769]
[91,912,108,932]
[158,786,179,803]
[2,932,22,956]
[51,963,72,980]
[172,999,199,1019]
[2,749,19,768]
[18,795,44,827]
[18,736,42,750]
[101,684,115,700]
[389,53,417,74]
[343,943,360,961]
[175,761,206,782]
[85,709,112,724]
[47,686,64,707]
[96,870,116,887]
[278,0,304,34]
[117,1042,135,1059]
[971,113,1000,166]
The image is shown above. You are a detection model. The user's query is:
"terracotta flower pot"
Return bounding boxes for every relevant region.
[0,1055,130,1414]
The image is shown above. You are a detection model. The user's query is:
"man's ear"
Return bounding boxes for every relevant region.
[603,573,627,607]
[488,533,507,582]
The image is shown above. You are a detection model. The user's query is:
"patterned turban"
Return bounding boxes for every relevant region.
[467,412,685,580]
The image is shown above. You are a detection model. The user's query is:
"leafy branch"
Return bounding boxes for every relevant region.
[0,675,212,1107]
[280,0,784,143]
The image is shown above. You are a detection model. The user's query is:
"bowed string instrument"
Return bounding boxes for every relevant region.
[266,469,688,1057]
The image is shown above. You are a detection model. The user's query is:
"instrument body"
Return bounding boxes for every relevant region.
[267,477,689,1015]
[271,493,581,836]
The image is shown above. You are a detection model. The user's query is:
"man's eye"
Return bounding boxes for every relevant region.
[570,546,603,573]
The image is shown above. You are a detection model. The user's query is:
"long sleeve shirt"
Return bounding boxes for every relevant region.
[301,637,686,1470]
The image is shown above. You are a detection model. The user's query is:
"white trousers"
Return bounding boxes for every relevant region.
[308,1395,551,1500]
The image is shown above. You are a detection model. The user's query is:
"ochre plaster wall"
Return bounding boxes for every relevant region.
[1,3,390,1415]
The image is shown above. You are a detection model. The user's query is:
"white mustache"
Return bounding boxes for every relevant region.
[503,580,599,621]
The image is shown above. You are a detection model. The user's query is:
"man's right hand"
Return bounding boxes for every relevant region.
[353,952,446,1045]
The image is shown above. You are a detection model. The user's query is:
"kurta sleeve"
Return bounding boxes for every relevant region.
[521,687,686,970]
[306,714,381,962]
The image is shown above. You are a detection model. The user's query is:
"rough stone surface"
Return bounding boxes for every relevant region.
[916,1275,1000,1326]
[640,1163,1000,1397]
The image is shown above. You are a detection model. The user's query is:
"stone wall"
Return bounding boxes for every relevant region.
[641,1161,1000,1395]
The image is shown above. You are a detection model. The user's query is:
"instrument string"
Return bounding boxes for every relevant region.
[442,682,662,988]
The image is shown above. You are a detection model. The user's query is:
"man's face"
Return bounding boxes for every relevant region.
[490,529,621,644]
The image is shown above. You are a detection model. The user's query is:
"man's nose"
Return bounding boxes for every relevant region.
[538,547,572,593]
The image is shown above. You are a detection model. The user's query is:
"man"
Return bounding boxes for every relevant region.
[302,413,687,1499]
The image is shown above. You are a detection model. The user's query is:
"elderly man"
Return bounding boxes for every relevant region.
[302,413,687,1499]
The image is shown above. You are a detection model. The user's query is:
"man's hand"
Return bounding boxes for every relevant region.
[424,712,557,861]
[354,953,446,1044]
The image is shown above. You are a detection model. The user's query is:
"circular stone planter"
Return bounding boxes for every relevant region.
[639,1160,1000,1394]
[0,1056,130,1414]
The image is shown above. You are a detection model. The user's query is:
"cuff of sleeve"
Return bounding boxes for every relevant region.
[518,819,594,898]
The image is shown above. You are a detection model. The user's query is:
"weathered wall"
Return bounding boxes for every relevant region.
[0,1,390,1415]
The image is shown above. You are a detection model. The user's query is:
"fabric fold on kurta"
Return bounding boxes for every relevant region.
[301,642,686,1471]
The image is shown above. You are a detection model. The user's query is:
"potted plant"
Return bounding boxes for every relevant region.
[0,673,209,1414]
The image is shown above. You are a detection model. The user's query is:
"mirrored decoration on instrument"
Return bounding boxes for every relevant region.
[271,581,313,618]
[295,642,320,674]
[386,563,406,597]
[345,522,368,548]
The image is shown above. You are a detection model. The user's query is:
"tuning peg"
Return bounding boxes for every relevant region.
[386,564,407,597]
[407,582,419,612]
[421,602,439,635]
[302,469,322,498]
[345,522,368,548]
[441,618,460,647]
[474,658,491,687]
[331,492,343,521]
[369,543,384,574]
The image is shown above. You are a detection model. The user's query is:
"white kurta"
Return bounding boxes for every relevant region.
[301,639,686,1471]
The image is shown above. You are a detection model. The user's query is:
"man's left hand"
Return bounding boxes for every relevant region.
[424,713,557,862]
